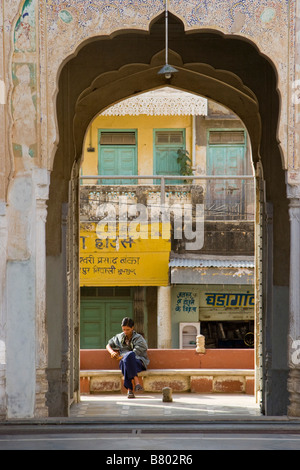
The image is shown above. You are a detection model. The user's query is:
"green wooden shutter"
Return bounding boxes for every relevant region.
[100,147,118,184]
[206,130,246,220]
[117,147,137,184]
[154,130,184,184]
[98,131,137,184]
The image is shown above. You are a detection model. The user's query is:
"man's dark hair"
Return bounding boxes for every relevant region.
[121,317,134,328]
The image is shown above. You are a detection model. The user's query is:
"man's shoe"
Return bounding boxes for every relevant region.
[127,390,135,399]
[134,384,143,393]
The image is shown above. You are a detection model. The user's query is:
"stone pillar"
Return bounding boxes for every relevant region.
[33,169,50,418]
[287,196,300,417]
[5,169,50,419]
[157,286,172,349]
[0,202,7,417]
[6,175,36,418]
[61,202,70,416]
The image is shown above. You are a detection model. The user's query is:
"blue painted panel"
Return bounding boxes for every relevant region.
[207,139,246,219]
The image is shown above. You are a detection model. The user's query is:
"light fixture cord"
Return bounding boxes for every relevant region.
[165,0,168,65]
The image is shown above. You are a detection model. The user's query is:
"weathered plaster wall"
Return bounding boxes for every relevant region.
[6,260,36,418]
[289,0,300,184]
[1,0,50,418]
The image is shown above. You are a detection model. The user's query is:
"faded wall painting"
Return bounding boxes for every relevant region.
[11,0,37,161]
[14,0,36,53]
[11,63,36,159]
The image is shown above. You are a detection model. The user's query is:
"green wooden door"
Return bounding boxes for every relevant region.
[105,301,133,341]
[154,130,184,184]
[80,301,106,349]
[80,299,133,349]
[98,131,137,184]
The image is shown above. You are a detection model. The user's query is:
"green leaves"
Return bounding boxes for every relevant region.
[176,148,193,181]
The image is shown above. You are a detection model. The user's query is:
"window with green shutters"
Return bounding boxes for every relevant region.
[153,129,185,184]
[98,130,137,184]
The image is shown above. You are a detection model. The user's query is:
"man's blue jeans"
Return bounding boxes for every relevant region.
[119,351,145,390]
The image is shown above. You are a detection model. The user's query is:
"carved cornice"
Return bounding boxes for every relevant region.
[100,88,208,117]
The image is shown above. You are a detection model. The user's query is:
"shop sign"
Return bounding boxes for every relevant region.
[204,292,254,308]
[175,291,198,314]
[80,223,170,286]
[199,287,254,321]
[171,287,199,326]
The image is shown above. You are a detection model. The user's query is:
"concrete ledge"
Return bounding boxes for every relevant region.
[80,349,254,370]
[80,369,255,395]
[80,369,254,377]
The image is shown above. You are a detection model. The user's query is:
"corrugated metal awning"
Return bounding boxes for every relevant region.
[170,256,254,285]
[169,258,255,268]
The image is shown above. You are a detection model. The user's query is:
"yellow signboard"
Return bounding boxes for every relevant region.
[80,223,171,286]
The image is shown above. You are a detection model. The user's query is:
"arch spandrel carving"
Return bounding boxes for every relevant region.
[45,0,290,60]
[43,0,292,174]
[4,1,294,177]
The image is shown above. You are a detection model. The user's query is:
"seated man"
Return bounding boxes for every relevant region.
[106,317,149,398]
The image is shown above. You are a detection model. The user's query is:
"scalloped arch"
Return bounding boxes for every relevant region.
[52,11,282,197]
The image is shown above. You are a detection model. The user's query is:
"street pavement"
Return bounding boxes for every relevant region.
[0,393,300,451]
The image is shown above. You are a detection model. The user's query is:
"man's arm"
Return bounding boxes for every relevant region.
[106,342,119,358]
[132,334,148,356]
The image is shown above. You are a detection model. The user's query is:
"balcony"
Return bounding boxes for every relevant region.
[80,175,254,257]
[80,175,254,220]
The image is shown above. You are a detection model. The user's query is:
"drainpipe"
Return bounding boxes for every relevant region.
[192,115,196,183]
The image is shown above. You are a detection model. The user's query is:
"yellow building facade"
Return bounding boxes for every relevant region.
[79,97,255,352]
[81,113,194,179]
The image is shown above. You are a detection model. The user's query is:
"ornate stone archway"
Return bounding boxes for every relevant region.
[47,13,288,417]
[1,1,300,418]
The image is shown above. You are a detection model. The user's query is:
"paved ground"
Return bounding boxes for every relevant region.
[1,394,300,451]
[1,430,300,450]
[70,393,262,421]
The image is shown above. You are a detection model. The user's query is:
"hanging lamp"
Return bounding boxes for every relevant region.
[158,0,178,79]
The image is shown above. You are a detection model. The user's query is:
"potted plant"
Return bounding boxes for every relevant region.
[177,148,193,183]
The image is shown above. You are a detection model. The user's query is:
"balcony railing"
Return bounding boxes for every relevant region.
[80,175,255,221]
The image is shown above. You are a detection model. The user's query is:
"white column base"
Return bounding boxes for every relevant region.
[157,286,172,349]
